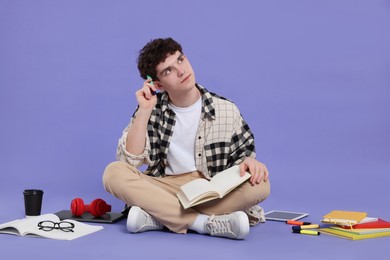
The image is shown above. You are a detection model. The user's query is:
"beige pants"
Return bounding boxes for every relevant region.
[102,161,270,234]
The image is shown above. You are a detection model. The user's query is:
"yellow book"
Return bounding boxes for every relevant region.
[330,226,390,235]
[322,210,367,226]
[320,227,390,240]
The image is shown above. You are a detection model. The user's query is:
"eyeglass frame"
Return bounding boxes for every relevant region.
[37,220,75,232]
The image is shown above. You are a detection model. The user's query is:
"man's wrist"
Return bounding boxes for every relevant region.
[134,108,153,120]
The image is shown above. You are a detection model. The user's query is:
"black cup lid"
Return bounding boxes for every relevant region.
[23,189,44,195]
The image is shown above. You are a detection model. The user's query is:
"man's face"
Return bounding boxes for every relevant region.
[155,51,196,93]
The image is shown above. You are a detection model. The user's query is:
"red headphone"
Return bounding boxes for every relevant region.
[71,198,111,217]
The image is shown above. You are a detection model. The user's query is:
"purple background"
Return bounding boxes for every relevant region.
[1,0,389,259]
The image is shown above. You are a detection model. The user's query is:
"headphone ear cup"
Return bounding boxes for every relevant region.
[90,198,112,217]
[71,198,85,217]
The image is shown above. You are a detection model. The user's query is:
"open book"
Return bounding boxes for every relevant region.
[176,165,251,209]
[0,213,103,240]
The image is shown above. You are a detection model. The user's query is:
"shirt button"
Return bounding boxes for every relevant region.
[198,153,201,157]
[198,136,201,139]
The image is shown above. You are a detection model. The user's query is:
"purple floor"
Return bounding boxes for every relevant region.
[1,157,389,260]
[1,205,389,260]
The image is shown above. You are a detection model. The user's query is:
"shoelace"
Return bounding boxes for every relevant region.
[205,215,233,236]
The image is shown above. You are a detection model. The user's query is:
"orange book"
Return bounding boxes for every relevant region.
[322,210,367,226]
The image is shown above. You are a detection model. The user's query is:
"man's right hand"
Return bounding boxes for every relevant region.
[126,78,158,155]
[135,78,158,110]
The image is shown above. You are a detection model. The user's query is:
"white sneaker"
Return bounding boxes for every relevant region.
[205,211,250,239]
[126,206,164,233]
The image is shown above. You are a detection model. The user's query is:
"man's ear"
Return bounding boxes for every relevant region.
[155,82,165,92]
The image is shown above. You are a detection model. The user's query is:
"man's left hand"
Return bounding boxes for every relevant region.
[239,157,269,186]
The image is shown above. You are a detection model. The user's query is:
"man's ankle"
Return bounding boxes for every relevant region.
[189,214,209,234]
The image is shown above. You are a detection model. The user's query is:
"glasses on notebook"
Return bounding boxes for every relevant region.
[37,220,75,232]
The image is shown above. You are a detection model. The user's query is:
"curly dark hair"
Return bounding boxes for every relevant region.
[137,38,183,80]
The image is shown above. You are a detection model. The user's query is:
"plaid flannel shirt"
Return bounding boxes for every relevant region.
[117,84,256,178]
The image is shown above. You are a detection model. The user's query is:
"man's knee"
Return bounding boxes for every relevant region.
[102,161,131,189]
[243,179,271,205]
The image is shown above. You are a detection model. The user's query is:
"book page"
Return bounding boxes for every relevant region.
[210,165,251,196]
[0,214,60,237]
[180,178,218,202]
[44,219,103,240]
[0,219,25,236]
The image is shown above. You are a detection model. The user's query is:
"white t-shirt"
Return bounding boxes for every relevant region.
[165,97,202,175]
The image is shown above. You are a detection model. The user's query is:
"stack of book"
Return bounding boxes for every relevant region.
[320,210,390,240]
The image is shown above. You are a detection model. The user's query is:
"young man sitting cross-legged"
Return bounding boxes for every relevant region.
[103,37,270,239]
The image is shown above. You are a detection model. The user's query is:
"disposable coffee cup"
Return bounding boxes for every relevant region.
[23,189,44,217]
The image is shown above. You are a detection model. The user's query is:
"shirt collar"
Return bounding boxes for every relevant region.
[159,84,216,119]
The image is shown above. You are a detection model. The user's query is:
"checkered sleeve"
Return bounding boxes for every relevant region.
[116,116,152,168]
